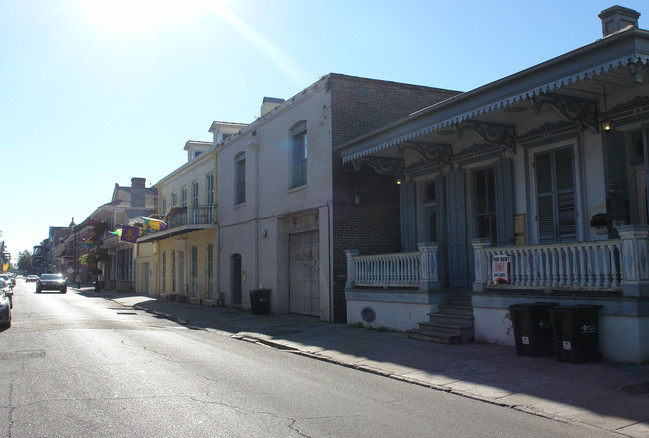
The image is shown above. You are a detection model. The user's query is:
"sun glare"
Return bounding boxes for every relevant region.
[81,0,205,33]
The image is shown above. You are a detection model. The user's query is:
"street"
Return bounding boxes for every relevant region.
[1,279,617,438]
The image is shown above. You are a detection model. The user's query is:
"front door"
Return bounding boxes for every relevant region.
[289,231,319,316]
[231,254,242,305]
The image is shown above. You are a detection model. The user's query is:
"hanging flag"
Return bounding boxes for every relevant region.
[110,229,122,236]
[82,239,96,248]
[121,225,140,243]
[142,216,167,231]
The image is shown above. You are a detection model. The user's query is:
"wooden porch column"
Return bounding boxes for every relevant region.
[472,238,492,292]
[417,242,439,291]
[345,249,360,289]
[618,225,649,297]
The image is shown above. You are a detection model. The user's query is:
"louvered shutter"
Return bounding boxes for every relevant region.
[535,148,576,243]
[400,181,416,252]
[495,159,514,246]
[603,131,629,223]
[447,169,468,287]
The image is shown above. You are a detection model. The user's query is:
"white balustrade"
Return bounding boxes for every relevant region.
[472,239,623,292]
[345,242,439,290]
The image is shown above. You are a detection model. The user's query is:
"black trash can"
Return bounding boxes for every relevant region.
[549,305,602,363]
[250,289,271,315]
[509,302,557,357]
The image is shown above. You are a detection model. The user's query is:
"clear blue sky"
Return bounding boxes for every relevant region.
[1,0,646,263]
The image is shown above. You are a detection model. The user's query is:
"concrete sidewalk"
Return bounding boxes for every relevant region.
[87,288,649,437]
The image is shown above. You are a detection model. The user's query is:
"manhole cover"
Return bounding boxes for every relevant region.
[622,382,649,393]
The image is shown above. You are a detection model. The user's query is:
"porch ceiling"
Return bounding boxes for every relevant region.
[340,27,649,164]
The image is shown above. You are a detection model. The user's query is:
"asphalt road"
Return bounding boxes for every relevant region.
[0,279,617,437]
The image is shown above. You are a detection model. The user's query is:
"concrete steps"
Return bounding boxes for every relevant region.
[409,293,474,344]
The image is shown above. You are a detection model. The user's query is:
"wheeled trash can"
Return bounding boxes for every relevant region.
[509,302,557,356]
[549,305,602,363]
[249,289,271,315]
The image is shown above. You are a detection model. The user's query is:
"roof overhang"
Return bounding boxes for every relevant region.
[340,27,649,163]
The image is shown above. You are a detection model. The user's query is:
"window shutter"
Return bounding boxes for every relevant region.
[399,181,416,252]
[535,148,576,243]
[446,169,468,287]
[603,131,629,223]
[494,159,514,246]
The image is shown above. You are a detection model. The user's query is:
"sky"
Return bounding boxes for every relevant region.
[0,0,647,263]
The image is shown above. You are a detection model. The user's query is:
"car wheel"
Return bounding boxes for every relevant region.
[36,288,41,293]
[61,288,67,294]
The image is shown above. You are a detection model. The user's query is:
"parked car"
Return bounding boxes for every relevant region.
[0,289,10,328]
[26,275,39,282]
[36,273,67,294]
[0,274,15,288]
[0,279,12,308]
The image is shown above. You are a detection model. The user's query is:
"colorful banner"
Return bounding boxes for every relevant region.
[142,216,167,231]
[121,225,140,243]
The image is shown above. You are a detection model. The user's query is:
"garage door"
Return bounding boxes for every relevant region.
[289,231,319,316]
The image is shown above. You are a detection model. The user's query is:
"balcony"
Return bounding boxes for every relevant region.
[167,205,215,228]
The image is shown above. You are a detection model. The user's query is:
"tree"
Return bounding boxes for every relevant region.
[17,250,32,272]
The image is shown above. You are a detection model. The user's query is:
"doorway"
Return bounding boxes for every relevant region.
[230,254,242,305]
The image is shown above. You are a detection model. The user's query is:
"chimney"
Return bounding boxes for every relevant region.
[599,6,640,37]
[131,177,146,189]
[260,97,284,117]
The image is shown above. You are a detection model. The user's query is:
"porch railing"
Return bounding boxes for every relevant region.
[472,225,649,297]
[345,242,439,290]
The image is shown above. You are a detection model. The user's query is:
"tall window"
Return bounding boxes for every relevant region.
[192,181,199,207]
[473,168,497,246]
[161,251,166,292]
[190,246,198,298]
[162,198,167,215]
[291,121,307,188]
[206,173,215,222]
[171,250,176,293]
[171,191,178,207]
[535,147,576,243]
[235,153,246,205]
[206,243,214,300]
[181,187,187,207]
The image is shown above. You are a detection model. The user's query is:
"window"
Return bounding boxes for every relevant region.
[473,168,497,246]
[181,187,187,207]
[171,250,176,293]
[291,121,307,188]
[192,181,199,207]
[190,246,198,298]
[161,251,166,292]
[171,192,178,207]
[206,173,215,222]
[535,147,576,243]
[206,173,214,206]
[206,243,214,300]
[235,153,246,205]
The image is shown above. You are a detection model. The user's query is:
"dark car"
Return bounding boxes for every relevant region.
[0,285,11,328]
[36,273,67,294]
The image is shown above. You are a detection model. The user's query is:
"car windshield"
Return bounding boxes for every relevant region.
[40,274,63,280]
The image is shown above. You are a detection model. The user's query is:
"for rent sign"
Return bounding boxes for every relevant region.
[492,255,511,284]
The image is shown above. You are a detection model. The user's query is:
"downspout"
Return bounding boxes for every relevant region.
[251,132,260,291]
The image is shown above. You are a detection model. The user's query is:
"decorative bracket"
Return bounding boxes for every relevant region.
[399,142,453,167]
[455,121,516,155]
[352,157,404,179]
[529,93,598,134]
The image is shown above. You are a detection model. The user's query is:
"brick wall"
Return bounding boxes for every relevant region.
[328,74,461,322]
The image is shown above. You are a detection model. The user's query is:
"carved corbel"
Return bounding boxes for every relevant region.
[400,142,453,167]
[526,93,598,134]
[352,156,405,179]
[455,121,516,155]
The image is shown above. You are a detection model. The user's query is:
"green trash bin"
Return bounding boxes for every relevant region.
[549,305,602,363]
[509,302,557,357]
[250,289,271,315]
